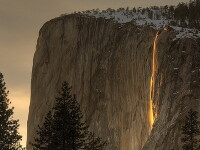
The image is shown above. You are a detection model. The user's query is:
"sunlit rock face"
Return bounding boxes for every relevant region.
[27,14,200,150]
[142,30,200,150]
[27,14,155,150]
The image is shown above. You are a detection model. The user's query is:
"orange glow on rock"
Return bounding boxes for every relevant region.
[149,32,159,131]
[164,27,168,31]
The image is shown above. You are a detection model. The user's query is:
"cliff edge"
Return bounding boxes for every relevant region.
[27,14,200,150]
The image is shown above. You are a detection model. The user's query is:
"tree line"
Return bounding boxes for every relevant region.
[0,72,199,149]
[174,0,200,28]
[69,0,200,29]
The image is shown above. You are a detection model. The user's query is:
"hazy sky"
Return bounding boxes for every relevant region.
[0,0,190,147]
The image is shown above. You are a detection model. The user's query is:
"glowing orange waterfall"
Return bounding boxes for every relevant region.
[149,32,159,131]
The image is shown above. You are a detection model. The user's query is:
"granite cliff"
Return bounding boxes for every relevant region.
[27,14,200,150]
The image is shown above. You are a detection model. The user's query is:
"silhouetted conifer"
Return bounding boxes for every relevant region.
[31,111,54,150]
[181,109,200,150]
[85,132,108,150]
[174,3,189,26]
[51,82,89,150]
[0,72,23,150]
[32,81,108,150]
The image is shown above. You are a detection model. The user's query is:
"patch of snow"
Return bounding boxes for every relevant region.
[78,9,200,40]
[173,68,179,70]
[192,70,196,73]
[171,26,200,40]
[83,10,170,29]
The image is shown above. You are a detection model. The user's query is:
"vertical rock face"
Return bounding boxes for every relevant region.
[27,14,200,150]
[142,30,200,150]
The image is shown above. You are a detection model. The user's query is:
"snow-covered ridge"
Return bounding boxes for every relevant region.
[82,9,170,29]
[72,8,200,40]
[171,26,200,40]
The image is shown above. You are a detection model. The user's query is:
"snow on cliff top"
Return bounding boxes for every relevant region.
[79,9,200,40]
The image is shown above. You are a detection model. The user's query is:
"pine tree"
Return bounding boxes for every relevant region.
[0,72,23,150]
[132,7,136,13]
[67,95,89,150]
[51,82,73,149]
[188,1,196,28]
[148,10,153,19]
[32,81,108,150]
[85,132,108,150]
[31,111,54,150]
[51,82,89,150]
[174,3,189,26]
[181,109,200,150]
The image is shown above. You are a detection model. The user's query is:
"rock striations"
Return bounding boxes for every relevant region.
[27,14,200,150]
